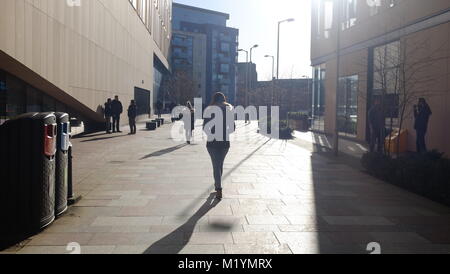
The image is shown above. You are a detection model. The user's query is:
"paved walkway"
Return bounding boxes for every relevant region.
[2,117,450,254]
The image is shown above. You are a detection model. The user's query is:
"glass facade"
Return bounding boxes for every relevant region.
[173,4,227,30]
[0,69,76,126]
[172,33,194,72]
[172,4,238,104]
[315,0,334,39]
[311,64,326,131]
[337,75,358,137]
[371,40,401,127]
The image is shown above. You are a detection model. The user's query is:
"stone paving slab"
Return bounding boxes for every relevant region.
[2,118,450,254]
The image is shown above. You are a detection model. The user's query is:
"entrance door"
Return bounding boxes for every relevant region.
[134,87,151,117]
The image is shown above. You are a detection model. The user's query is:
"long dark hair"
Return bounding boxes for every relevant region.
[210,92,230,106]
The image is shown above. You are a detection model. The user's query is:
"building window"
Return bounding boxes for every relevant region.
[220,64,230,73]
[312,64,326,131]
[337,75,358,137]
[316,0,334,39]
[371,40,401,127]
[0,70,6,124]
[0,70,78,124]
[342,0,357,30]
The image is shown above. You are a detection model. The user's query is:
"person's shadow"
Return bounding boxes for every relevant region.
[143,193,223,254]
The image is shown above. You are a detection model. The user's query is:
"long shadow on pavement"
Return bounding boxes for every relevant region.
[176,138,271,218]
[80,134,129,143]
[143,194,221,254]
[140,144,188,160]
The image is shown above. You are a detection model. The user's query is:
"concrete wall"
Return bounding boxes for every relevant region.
[0,0,170,122]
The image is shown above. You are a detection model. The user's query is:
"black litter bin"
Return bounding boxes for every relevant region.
[32,113,57,229]
[0,113,37,242]
[0,119,13,245]
[55,113,70,217]
[0,113,57,247]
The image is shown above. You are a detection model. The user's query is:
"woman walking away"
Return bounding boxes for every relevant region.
[414,98,432,153]
[128,100,137,135]
[184,101,195,144]
[203,92,235,200]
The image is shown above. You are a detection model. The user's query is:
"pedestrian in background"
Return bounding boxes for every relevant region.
[184,101,195,144]
[128,100,138,135]
[368,98,385,153]
[414,98,432,153]
[104,98,113,134]
[111,95,123,133]
[203,92,235,200]
[156,100,163,119]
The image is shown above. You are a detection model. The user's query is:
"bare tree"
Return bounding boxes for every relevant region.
[363,35,448,156]
[163,70,198,105]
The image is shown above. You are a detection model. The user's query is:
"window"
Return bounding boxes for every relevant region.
[220,42,230,52]
[220,64,230,73]
[373,41,400,95]
[342,0,357,30]
[0,71,7,124]
[311,64,326,131]
[371,41,401,125]
[338,75,358,137]
[316,0,334,39]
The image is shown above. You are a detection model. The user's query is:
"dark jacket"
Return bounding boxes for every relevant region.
[104,102,113,117]
[156,101,163,111]
[111,100,123,116]
[414,104,432,132]
[128,104,137,119]
[368,105,384,131]
[203,104,235,149]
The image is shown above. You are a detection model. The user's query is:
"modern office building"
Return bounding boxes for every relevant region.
[311,0,450,154]
[236,62,258,106]
[0,0,171,128]
[170,30,207,102]
[172,3,239,105]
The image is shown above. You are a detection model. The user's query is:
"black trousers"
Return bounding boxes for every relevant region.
[370,128,383,153]
[129,118,136,134]
[112,115,121,132]
[207,147,229,191]
[416,130,427,153]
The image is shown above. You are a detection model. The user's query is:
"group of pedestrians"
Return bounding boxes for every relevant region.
[104,96,137,135]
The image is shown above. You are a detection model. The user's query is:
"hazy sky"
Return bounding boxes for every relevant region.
[174,0,312,81]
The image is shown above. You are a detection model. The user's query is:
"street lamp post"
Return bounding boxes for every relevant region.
[276,18,295,80]
[238,49,249,107]
[248,45,258,108]
[264,55,275,106]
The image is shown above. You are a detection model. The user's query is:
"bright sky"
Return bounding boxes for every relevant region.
[173,0,312,81]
